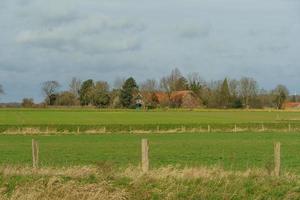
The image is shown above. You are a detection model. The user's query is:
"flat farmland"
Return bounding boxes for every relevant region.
[0,109,300,125]
[1,109,300,199]
[1,132,300,174]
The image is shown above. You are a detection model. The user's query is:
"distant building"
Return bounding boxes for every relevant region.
[135,93,143,109]
[282,102,300,110]
[142,90,201,108]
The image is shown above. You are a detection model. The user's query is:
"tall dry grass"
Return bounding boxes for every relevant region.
[0,165,299,200]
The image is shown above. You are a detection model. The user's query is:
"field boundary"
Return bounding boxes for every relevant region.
[1,122,300,134]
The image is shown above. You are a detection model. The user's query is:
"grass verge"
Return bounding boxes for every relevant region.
[0,165,299,200]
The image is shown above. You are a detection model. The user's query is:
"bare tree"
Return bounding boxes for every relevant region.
[69,77,81,98]
[160,68,188,93]
[42,81,61,105]
[160,77,172,94]
[228,79,239,98]
[140,79,158,92]
[272,84,289,109]
[187,72,204,87]
[239,77,258,108]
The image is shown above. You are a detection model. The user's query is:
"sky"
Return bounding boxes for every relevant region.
[0,0,299,102]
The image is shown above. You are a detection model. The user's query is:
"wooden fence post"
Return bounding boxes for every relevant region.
[32,139,39,168]
[208,125,211,132]
[234,124,237,133]
[141,139,149,173]
[274,142,281,177]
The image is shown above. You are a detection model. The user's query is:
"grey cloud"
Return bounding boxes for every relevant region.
[16,15,144,54]
[0,0,300,102]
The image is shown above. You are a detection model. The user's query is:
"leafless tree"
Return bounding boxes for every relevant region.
[69,77,81,98]
[160,68,187,93]
[140,79,158,92]
[187,72,204,87]
[272,84,289,109]
[239,77,258,108]
[42,81,61,105]
[228,79,239,98]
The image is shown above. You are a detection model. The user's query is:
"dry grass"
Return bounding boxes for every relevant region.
[0,165,300,200]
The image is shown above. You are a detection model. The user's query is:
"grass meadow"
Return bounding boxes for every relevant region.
[1,109,300,199]
[1,109,300,125]
[1,132,300,174]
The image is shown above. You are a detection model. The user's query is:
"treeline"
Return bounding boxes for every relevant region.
[1,68,296,109]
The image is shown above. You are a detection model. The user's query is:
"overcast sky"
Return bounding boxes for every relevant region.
[0,0,299,102]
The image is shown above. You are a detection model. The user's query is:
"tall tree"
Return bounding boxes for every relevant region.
[42,81,60,105]
[120,77,138,108]
[220,78,230,108]
[272,85,289,109]
[140,79,158,92]
[69,77,81,98]
[160,68,188,95]
[93,81,111,108]
[79,79,95,106]
[239,77,258,108]
[56,92,78,106]
[187,72,203,94]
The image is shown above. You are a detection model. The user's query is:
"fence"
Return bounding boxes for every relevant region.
[1,123,300,134]
[30,138,282,177]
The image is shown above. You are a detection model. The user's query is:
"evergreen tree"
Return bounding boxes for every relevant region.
[220,78,230,108]
[120,77,138,108]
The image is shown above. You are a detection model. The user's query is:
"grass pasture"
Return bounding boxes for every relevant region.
[1,132,300,174]
[1,109,300,133]
[1,109,300,199]
[1,109,300,125]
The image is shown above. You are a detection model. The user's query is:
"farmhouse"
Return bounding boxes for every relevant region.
[283,102,300,110]
[142,90,201,108]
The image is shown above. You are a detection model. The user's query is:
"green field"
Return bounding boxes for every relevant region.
[1,109,300,125]
[1,132,300,173]
[1,109,300,199]
[1,109,300,134]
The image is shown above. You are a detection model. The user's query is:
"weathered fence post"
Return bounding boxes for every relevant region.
[208,125,211,132]
[32,139,39,168]
[141,139,149,173]
[77,127,80,134]
[234,124,237,133]
[156,125,160,133]
[274,142,281,177]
